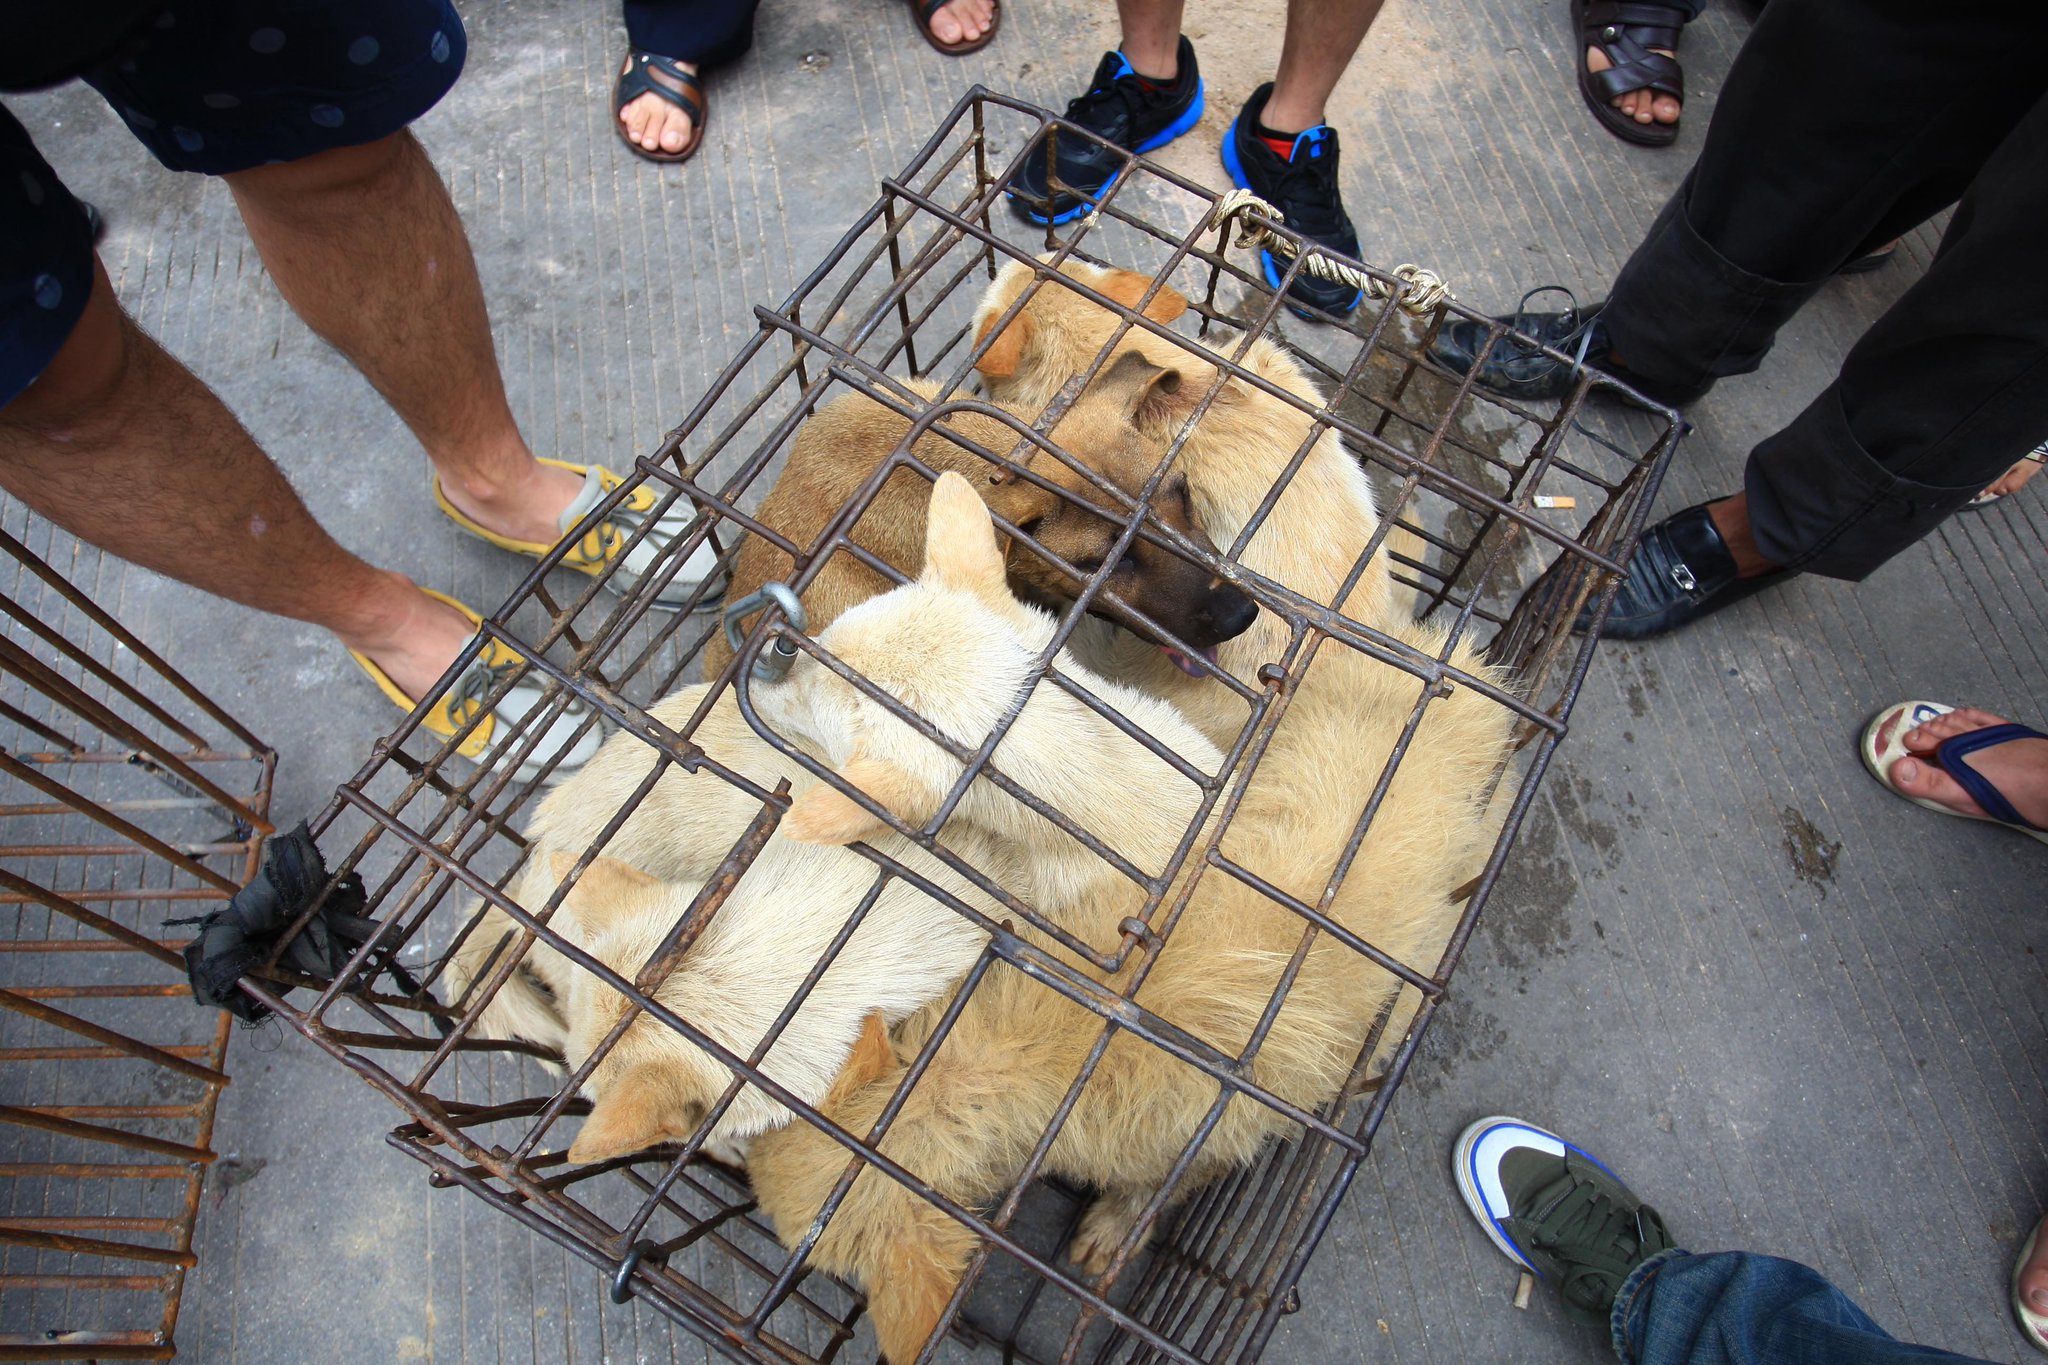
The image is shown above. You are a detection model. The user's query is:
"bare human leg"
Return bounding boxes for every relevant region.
[1263,0,1387,134]
[0,258,473,704]
[1114,0,1188,80]
[223,131,581,549]
[1703,492,1780,578]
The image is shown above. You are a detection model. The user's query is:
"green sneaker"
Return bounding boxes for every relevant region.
[1452,1115,1676,1326]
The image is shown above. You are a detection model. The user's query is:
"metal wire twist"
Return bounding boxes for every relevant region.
[1209,187,1453,316]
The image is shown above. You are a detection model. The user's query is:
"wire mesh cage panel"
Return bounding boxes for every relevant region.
[255,88,1679,1365]
[0,521,275,1361]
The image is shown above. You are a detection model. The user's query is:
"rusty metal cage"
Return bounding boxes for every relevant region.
[0,522,275,1360]
[250,89,1679,1364]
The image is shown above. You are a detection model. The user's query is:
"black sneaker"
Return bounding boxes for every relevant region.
[1008,37,1205,226]
[1428,294,1615,401]
[1428,288,1696,407]
[1453,1116,1676,1326]
[1219,82,1364,318]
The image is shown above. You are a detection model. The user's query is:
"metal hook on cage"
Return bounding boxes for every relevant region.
[1207,187,1453,317]
[721,581,808,682]
[609,1239,669,1304]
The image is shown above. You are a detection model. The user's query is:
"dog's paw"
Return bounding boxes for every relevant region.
[1064,1190,1149,1278]
[701,1132,751,1169]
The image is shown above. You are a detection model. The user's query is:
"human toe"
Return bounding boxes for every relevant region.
[1904,706,2008,752]
[1887,755,1981,818]
[621,91,654,145]
[2021,1217,2048,1315]
[658,103,693,152]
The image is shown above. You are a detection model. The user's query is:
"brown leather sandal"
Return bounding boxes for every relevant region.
[614,51,705,164]
[909,0,1000,56]
[1574,0,1685,148]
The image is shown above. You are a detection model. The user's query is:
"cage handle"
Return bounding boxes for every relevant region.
[1209,188,1452,316]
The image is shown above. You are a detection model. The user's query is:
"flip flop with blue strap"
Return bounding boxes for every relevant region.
[1860,700,2048,845]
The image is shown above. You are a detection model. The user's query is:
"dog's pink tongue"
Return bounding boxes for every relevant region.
[1161,644,1218,677]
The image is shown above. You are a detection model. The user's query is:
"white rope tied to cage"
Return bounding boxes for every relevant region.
[1209,188,1453,317]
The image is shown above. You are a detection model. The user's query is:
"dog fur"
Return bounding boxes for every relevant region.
[969,256,1422,747]
[700,358,1253,678]
[449,474,1223,1160]
[742,263,1513,1363]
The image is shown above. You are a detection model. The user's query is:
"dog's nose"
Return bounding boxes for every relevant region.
[1195,582,1259,644]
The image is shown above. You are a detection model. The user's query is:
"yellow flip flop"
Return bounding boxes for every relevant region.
[346,588,602,780]
[432,459,724,609]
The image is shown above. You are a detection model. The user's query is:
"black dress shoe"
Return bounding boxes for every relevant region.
[1429,292,1680,406]
[1550,501,1796,640]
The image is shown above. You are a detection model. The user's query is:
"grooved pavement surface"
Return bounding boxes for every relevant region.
[6,0,2043,1359]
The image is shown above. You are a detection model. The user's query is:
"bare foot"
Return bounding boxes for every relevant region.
[2019,1214,2048,1325]
[438,457,586,547]
[619,54,700,157]
[1876,706,2048,828]
[1064,1187,1151,1277]
[926,0,995,46]
[1585,46,1680,127]
[342,575,479,702]
[1977,446,2047,502]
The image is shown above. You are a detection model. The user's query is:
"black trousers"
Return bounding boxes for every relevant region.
[624,0,760,68]
[1602,0,2048,581]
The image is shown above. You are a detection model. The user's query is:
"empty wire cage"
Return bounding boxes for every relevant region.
[0,522,274,1361]
[250,89,1679,1364]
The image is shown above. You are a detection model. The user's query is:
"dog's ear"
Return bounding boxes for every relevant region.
[782,755,933,845]
[921,471,1010,607]
[547,853,662,932]
[1095,350,1185,429]
[973,304,1032,379]
[1096,268,1190,326]
[568,1073,701,1163]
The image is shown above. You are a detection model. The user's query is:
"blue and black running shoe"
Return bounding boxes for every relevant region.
[1220,81,1364,318]
[1008,36,1205,227]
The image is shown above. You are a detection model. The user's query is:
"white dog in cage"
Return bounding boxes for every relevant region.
[737,259,1518,1365]
[449,473,1224,1157]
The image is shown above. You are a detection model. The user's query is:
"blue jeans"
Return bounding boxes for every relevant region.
[1612,1249,1996,1365]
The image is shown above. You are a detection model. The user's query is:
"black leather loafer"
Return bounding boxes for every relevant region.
[1576,501,1796,640]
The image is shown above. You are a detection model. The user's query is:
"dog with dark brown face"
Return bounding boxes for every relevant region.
[699,352,1256,678]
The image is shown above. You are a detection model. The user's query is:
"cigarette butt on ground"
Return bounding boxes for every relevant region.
[1513,1270,1535,1310]
[1534,495,1576,510]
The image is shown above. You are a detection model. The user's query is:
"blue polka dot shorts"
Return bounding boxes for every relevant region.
[1,0,466,405]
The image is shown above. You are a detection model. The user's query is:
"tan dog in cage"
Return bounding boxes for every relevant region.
[968,255,1418,746]
[449,473,1222,1157]
[697,359,1257,681]
[743,268,1513,1364]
